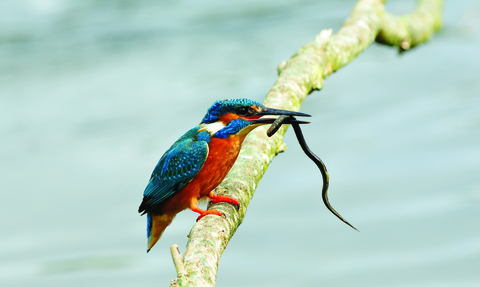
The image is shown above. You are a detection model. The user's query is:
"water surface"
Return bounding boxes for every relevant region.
[1,0,480,286]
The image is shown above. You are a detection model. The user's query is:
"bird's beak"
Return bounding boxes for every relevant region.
[252,108,311,125]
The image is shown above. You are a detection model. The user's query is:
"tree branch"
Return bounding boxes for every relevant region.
[376,0,443,51]
[169,0,443,286]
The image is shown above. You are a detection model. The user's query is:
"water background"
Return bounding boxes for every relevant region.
[1,0,480,286]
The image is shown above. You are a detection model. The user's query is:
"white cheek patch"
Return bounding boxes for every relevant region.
[200,121,226,135]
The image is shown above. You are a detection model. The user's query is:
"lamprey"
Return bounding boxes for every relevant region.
[267,115,358,231]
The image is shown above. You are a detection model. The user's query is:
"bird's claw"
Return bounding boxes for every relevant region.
[209,193,240,211]
[232,202,240,211]
[216,198,240,211]
[195,210,226,222]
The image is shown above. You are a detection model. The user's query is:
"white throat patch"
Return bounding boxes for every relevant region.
[200,122,226,135]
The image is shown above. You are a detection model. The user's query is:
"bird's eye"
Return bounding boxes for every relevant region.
[236,107,248,115]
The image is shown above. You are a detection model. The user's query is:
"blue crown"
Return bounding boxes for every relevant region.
[200,98,264,124]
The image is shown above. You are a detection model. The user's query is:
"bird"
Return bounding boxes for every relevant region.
[138,98,310,252]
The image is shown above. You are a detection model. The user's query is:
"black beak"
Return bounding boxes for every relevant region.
[257,108,311,117]
[252,108,311,125]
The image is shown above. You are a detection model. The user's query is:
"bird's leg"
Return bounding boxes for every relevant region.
[190,201,226,222]
[208,191,240,211]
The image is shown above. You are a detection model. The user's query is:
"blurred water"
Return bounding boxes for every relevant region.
[1,0,480,286]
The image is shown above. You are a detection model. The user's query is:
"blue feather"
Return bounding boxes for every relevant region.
[138,126,209,214]
[147,213,152,238]
[201,98,264,124]
[213,118,251,139]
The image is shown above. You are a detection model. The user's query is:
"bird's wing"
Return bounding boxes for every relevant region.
[138,138,208,214]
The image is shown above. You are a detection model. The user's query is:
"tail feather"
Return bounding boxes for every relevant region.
[146,213,174,252]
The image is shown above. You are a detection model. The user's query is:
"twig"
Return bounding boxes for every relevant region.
[170,244,187,278]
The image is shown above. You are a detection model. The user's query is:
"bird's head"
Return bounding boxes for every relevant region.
[199,98,310,138]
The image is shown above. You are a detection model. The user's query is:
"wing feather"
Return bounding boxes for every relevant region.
[138,134,208,214]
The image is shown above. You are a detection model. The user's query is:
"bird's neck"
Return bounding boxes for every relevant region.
[200,119,259,139]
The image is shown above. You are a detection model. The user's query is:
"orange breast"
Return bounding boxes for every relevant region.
[159,134,246,215]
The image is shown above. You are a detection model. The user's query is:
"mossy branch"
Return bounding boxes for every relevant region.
[376,0,443,51]
[169,0,443,286]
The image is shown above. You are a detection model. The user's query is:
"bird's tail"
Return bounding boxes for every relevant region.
[146,212,174,252]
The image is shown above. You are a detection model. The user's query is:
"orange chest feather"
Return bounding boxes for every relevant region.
[190,135,245,197]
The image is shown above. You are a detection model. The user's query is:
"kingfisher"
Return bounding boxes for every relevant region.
[139,98,310,252]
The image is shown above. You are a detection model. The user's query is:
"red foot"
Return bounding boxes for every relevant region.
[208,191,240,211]
[191,205,226,222]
